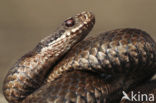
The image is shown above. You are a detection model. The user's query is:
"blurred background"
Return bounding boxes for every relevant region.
[0,0,156,102]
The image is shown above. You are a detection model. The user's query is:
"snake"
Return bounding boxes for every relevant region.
[3,11,156,103]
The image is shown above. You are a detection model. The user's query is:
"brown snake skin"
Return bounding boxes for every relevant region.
[3,11,156,103]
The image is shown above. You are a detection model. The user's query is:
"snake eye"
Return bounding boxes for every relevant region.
[65,18,75,27]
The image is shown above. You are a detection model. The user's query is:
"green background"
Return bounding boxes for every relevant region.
[0,0,156,102]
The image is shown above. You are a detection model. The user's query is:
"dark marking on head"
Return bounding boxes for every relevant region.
[30,27,70,54]
[34,42,44,53]
[54,30,65,40]
[37,29,65,52]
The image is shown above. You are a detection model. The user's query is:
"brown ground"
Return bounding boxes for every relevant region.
[0,0,156,102]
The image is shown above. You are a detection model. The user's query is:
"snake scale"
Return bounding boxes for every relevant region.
[3,11,156,103]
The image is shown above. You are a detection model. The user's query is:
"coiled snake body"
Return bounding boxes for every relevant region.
[3,11,156,103]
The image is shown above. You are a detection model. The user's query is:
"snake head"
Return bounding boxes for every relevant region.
[63,11,95,34]
[60,11,95,45]
[40,11,95,49]
[57,11,95,51]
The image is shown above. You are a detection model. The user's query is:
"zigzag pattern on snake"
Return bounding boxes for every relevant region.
[3,11,156,103]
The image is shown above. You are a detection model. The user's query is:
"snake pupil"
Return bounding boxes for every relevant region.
[65,18,75,27]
